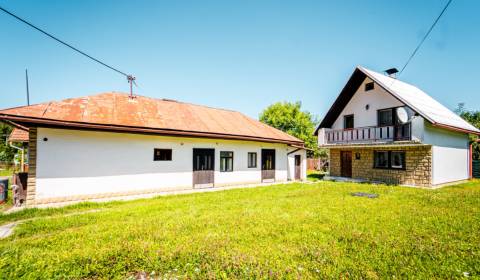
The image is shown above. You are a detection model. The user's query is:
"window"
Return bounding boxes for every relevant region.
[365,82,374,91]
[374,151,406,169]
[391,151,405,169]
[220,151,233,172]
[374,151,389,168]
[154,149,172,161]
[344,115,354,129]
[248,152,257,168]
[378,109,394,126]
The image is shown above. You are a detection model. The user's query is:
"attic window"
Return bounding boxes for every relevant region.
[365,82,374,91]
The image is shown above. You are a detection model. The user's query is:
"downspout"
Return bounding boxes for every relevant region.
[6,137,25,172]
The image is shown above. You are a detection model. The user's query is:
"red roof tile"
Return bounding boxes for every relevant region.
[9,128,29,143]
[0,92,303,145]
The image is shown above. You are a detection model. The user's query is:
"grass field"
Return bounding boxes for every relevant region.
[1,180,479,279]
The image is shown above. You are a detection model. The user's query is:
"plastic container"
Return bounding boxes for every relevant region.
[0,177,8,203]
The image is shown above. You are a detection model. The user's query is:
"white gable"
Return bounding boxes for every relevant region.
[331,77,404,129]
[359,67,480,134]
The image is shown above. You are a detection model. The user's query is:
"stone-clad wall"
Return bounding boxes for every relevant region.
[26,127,37,206]
[329,145,432,187]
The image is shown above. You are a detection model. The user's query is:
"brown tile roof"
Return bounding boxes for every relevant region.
[9,128,29,143]
[0,92,303,145]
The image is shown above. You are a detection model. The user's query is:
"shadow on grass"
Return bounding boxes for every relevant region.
[307,171,325,182]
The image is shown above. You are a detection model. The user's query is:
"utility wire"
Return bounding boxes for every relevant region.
[0,5,129,78]
[399,0,453,76]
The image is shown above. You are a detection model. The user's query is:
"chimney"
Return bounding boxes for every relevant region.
[384,68,399,79]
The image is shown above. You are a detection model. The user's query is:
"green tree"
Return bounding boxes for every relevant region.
[259,101,324,157]
[0,123,16,163]
[455,103,480,160]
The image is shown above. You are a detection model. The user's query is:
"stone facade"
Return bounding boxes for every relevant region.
[329,145,432,187]
[26,127,37,206]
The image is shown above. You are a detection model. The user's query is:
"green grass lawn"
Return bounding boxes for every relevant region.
[1,181,480,279]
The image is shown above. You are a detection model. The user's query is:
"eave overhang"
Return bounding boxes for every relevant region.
[0,114,305,146]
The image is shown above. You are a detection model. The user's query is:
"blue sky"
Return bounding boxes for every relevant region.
[1,0,479,120]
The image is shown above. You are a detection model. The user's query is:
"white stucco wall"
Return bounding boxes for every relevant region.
[287,149,307,181]
[35,128,304,199]
[331,77,404,129]
[423,124,470,185]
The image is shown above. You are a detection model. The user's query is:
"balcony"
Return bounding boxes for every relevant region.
[318,123,412,146]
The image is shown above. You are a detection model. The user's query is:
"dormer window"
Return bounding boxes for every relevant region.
[365,82,374,91]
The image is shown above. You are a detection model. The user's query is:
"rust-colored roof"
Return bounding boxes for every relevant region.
[9,128,29,143]
[0,92,303,145]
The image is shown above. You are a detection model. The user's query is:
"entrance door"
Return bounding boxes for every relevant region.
[294,155,301,180]
[193,148,215,188]
[340,151,352,178]
[261,149,276,181]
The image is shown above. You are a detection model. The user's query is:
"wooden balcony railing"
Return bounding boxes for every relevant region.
[323,123,411,144]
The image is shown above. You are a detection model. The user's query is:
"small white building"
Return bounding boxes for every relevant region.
[0,93,306,206]
[315,66,480,187]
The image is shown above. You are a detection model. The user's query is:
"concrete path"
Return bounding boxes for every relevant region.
[0,222,19,239]
[0,209,103,239]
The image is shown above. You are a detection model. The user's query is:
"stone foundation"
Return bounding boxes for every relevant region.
[329,145,432,187]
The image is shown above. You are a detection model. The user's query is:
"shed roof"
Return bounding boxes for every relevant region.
[8,128,29,143]
[0,92,303,145]
[316,66,480,135]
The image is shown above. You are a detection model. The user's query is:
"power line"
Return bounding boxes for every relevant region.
[0,5,137,95]
[399,0,453,76]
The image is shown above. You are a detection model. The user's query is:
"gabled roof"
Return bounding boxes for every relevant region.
[0,92,303,145]
[8,128,29,143]
[316,66,480,135]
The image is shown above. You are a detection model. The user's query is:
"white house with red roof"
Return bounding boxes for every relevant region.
[0,93,306,206]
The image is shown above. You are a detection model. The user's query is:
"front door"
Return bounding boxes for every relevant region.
[261,149,275,181]
[340,151,352,178]
[294,155,301,180]
[193,148,215,188]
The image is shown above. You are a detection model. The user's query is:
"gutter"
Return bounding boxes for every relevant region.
[0,114,304,146]
[432,123,480,136]
[5,136,25,172]
[287,144,314,155]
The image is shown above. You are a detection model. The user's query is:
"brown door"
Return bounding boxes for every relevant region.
[340,151,352,178]
[261,149,275,181]
[193,148,215,187]
[294,155,301,180]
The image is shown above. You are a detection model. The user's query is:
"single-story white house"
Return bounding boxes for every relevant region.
[0,93,306,206]
[315,66,480,187]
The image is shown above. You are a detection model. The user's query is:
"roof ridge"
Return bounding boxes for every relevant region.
[135,93,241,114]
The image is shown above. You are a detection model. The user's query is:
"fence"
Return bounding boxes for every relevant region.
[0,162,14,170]
[473,160,480,179]
[0,162,27,173]
[307,158,328,171]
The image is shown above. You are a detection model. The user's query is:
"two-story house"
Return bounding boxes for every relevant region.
[315,66,480,187]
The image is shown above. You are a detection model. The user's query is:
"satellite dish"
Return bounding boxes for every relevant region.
[396,107,409,124]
